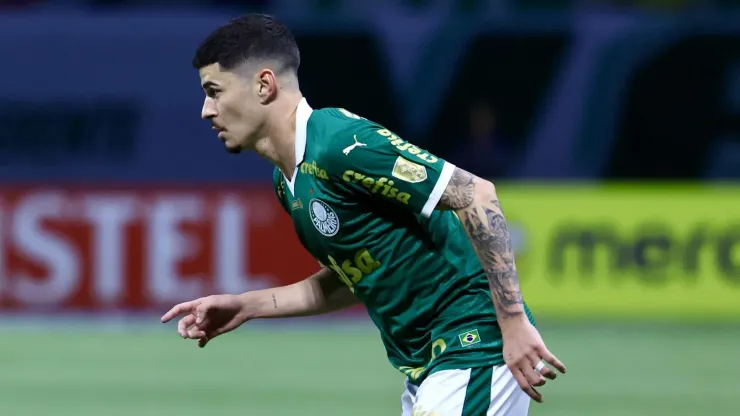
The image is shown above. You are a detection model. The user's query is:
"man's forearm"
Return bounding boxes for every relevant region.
[458,192,526,321]
[439,168,526,321]
[239,268,358,320]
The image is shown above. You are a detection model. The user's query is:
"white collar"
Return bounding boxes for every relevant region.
[286,97,313,192]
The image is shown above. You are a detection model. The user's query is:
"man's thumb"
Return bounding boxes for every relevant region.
[195,304,209,324]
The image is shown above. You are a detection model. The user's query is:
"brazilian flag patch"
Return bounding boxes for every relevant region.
[458,329,481,347]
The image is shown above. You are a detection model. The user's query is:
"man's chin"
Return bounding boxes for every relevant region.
[223,139,243,154]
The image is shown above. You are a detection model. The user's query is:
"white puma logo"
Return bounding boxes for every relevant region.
[342,135,367,155]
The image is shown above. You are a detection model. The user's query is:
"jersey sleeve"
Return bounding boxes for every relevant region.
[271,167,290,214]
[325,119,456,218]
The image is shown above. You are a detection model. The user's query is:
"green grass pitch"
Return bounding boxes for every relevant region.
[0,321,737,415]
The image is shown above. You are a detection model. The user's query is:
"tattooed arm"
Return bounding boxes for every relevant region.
[437,167,525,321]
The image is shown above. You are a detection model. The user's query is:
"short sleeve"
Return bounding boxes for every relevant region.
[272,167,290,214]
[325,120,456,218]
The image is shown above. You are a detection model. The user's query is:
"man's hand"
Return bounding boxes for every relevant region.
[501,318,566,403]
[160,269,357,348]
[160,294,248,348]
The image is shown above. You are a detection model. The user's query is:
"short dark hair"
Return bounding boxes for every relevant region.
[192,14,300,74]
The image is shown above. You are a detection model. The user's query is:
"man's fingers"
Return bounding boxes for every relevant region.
[187,327,206,339]
[531,375,546,387]
[194,303,211,325]
[523,365,546,388]
[177,314,196,338]
[515,372,542,404]
[509,366,529,392]
[538,365,557,381]
[524,385,543,403]
[540,348,567,374]
[192,327,225,348]
[521,354,545,386]
[509,366,542,402]
[198,337,209,348]
[161,301,197,323]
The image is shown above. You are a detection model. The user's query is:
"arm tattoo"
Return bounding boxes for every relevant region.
[437,168,524,318]
[438,168,475,210]
[460,199,524,319]
[272,293,278,309]
[442,170,524,319]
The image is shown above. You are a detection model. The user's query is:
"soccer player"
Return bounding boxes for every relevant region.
[161,13,566,415]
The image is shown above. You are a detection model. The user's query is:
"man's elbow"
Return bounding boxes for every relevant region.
[472,178,497,203]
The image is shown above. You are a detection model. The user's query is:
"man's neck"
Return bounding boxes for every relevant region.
[253,92,303,179]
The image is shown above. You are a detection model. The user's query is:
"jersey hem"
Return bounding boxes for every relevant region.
[406,356,507,386]
[421,161,456,217]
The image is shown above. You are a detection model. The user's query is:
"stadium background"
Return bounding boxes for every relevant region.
[1,0,739,415]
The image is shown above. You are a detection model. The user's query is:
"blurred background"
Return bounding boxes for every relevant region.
[1,0,739,415]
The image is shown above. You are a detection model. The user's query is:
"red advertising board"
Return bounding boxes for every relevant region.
[0,186,320,311]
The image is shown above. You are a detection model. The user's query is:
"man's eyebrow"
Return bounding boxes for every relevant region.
[202,81,218,89]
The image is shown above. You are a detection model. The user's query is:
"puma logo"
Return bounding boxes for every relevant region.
[342,135,367,155]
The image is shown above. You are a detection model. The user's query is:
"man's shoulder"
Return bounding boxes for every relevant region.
[307,107,389,161]
[310,107,371,135]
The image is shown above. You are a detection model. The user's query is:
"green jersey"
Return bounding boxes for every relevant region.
[272,99,535,384]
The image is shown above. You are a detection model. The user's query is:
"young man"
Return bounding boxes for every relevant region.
[161,13,566,415]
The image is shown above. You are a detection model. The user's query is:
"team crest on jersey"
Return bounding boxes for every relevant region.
[392,156,427,183]
[309,198,340,237]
